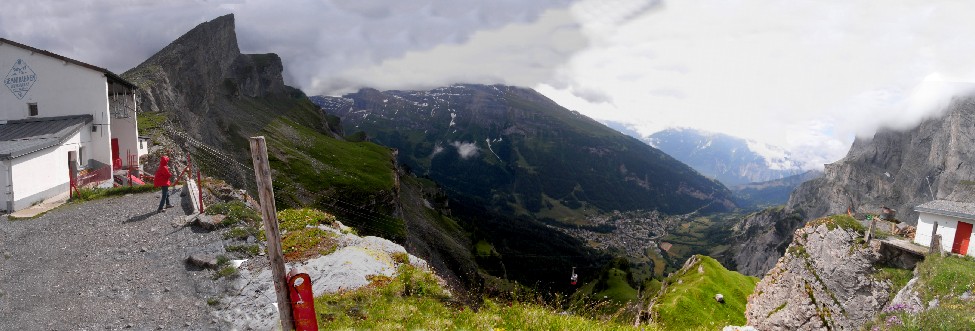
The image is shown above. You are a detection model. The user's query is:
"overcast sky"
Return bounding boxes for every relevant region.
[4,0,975,169]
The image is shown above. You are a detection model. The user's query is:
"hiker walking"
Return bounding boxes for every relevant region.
[154,155,175,212]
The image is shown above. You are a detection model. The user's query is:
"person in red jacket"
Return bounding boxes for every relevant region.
[154,155,175,212]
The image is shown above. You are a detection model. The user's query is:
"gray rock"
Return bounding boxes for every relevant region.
[193,214,222,231]
[726,207,806,277]
[186,253,219,269]
[746,220,891,330]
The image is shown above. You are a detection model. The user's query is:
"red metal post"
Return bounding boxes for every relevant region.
[288,268,319,330]
[127,150,132,187]
[197,167,204,212]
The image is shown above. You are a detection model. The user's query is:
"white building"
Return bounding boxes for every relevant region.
[0,38,141,212]
[913,200,975,256]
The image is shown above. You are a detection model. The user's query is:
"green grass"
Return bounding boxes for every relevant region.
[866,254,975,330]
[594,269,638,302]
[315,264,652,330]
[137,111,168,134]
[873,266,914,299]
[475,239,495,257]
[277,208,336,232]
[69,184,158,204]
[205,201,261,228]
[276,208,340,261]
[213,255,239,280]
[652,255,759,330]
[808,214,866,233]
[265,118,395,197]
[226,244,259,256]
[263,118,404,240]
[916,254,975,301]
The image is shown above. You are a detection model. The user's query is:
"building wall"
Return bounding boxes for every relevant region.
[109,94,140,167]
[914,212,975,256]
[9,131,81,211]
[0,42,114,172]
[0,159,10,212]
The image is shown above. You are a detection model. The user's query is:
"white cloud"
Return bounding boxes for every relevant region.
[537,0,975,169]
[450,141,479,159]
[6,0,975,170]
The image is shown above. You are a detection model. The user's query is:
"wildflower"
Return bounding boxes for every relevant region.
[885,315,903,327]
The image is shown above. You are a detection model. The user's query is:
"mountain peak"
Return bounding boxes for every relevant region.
[141,14,240,73]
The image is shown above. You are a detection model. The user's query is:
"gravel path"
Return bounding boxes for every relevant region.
[0,189,230,330]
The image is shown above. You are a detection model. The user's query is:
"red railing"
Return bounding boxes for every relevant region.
[76,165,112,187]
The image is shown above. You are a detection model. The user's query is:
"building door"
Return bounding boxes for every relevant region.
[111,138,120,168]
[952,221,973,255]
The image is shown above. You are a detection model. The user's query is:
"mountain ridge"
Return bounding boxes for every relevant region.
[646,128,805,187]
[313,85,736,219]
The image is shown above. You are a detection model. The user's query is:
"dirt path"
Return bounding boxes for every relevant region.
[0,189,229,330]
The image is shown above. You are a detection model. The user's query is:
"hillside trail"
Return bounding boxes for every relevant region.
[0,189,229,330]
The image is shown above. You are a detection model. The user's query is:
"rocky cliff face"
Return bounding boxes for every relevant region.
[122,15,484,296]
[726,207,805,277]
[728,96,975,278]
[745,216,891,330]
[789,96,975,225]
[124,14,294,152]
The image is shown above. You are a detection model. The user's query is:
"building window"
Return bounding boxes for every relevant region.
[78,147,85,167]
[28,103,38,116]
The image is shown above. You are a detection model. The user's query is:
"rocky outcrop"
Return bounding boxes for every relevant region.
[123,14,295,153]
[726,207,805,277]
[214,226,441,330]
[745,217,891,330]
[789,96,975,225]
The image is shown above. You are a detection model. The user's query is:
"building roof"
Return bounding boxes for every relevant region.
[915,200,975,221]
[0,38,137,90]
[0,115,92,160]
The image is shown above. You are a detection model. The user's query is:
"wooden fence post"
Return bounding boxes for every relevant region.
[249,136,295,331]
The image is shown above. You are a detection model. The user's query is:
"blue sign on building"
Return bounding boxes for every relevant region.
[5,59,37,100]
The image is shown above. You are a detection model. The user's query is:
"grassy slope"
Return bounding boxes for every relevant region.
[595,269,639,302]
[867,254,975,330]
[315,263,654,331]
[261,116,403,239]
[653,255,759,330]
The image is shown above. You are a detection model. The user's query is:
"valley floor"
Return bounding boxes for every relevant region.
[0,190,228,330]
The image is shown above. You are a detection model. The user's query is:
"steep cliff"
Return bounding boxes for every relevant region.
[121,15,485,295]
[728,96,975,277]
[745,216,891,330]
[124,14,305,155]
[726,207,805,277]
[789,96,975,225]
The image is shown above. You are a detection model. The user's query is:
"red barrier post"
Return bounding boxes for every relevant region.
[288,268,318,330]
[197,167,204,212]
